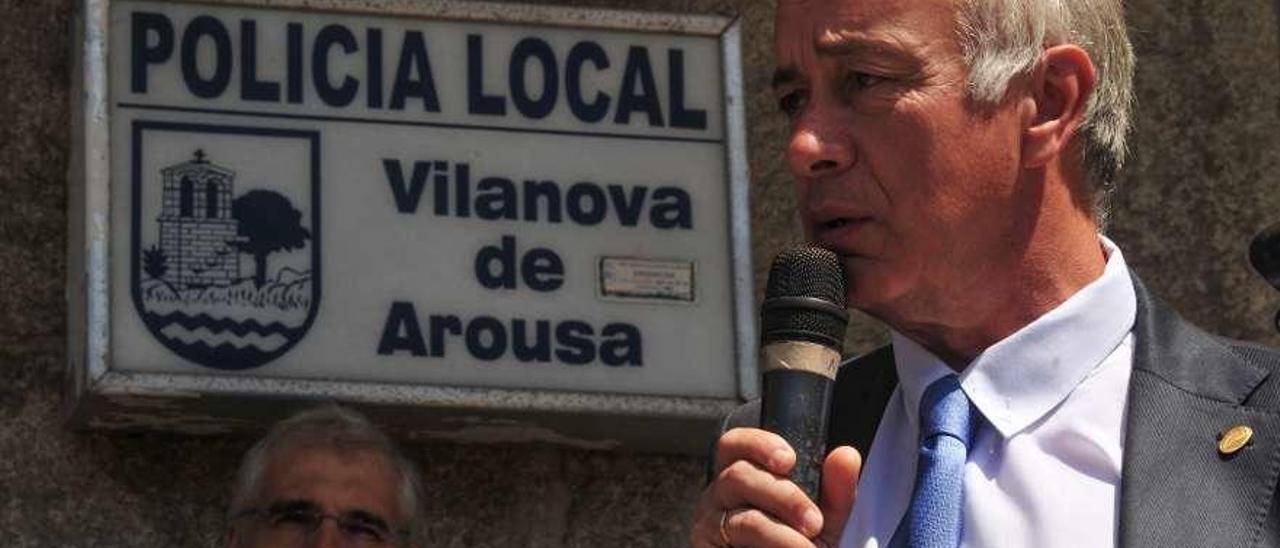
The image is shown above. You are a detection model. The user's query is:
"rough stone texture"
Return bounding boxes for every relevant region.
[1111,0,1280,347]
[5,0,1280,546]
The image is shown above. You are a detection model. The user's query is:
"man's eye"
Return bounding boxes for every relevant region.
[778,90,808,117]
[341,521,388,542]
[849,72,886,91]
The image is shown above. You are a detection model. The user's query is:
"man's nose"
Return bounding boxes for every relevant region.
[304,521,346,548]
[786,122,854,179]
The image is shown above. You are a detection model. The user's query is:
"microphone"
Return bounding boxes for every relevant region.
[759,246,850,501]
[1249,221,1280,332]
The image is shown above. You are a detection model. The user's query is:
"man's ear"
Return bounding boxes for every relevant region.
[1022,45,1097,168]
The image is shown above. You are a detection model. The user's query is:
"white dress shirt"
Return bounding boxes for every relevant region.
[839,237,1137,548]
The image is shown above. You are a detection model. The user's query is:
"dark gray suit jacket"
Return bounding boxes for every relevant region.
[722,276,1280,547]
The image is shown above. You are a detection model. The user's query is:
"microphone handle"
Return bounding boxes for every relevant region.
[760,368,834,502]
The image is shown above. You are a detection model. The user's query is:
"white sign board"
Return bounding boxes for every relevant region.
[69,0,753,452]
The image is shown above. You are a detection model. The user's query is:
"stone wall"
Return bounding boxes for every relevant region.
[3,0,1280,546]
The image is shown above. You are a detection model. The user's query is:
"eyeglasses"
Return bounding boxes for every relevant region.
[232,503,409,547]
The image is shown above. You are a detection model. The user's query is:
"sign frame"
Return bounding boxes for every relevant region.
[67,0,756,453]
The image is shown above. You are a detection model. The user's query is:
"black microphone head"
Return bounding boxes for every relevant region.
[1251,221,1280,291]
[761,246,850,349]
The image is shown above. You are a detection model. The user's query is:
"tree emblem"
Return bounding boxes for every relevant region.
[230,189,311,288]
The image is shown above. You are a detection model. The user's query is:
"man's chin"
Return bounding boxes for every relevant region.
[844,269,912,318]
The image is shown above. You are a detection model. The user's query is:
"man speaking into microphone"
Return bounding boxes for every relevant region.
[691,0,1280,547]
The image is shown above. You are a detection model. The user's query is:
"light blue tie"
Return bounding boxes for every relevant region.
[890,375,975,548]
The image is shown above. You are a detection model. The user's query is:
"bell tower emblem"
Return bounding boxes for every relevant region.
[151,149,242,290]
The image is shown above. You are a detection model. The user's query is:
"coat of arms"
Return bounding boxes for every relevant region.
[131,122,320,370]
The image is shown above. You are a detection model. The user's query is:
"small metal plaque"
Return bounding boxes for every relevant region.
[599,257,695,303]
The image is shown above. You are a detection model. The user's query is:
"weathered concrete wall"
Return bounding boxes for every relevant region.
[4,0,1280,546]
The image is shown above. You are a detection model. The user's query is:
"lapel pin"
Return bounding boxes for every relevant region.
[1218,425,1254,456]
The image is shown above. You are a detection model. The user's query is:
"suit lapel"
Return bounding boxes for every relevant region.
[828,346,897,457]
[1120,276,1280,548]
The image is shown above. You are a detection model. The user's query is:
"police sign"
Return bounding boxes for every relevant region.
[68,0,752,452]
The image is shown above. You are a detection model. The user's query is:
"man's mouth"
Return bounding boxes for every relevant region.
[815,216,869,234]
[811,216,869,252]
[820,218,855,230]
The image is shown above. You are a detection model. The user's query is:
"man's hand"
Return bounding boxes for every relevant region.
[690,427,861,547]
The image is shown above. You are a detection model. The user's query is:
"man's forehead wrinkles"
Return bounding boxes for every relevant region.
[815,22,909,53]
[818,25,865,49]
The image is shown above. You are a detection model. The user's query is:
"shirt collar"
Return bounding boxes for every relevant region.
[891,236,1137,438]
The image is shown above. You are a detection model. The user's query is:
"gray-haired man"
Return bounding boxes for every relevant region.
[692,0,1280,547]
[225,405,424,548]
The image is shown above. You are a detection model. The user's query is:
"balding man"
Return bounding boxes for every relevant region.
[692,1,1280,547]
[225,405,423,548]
